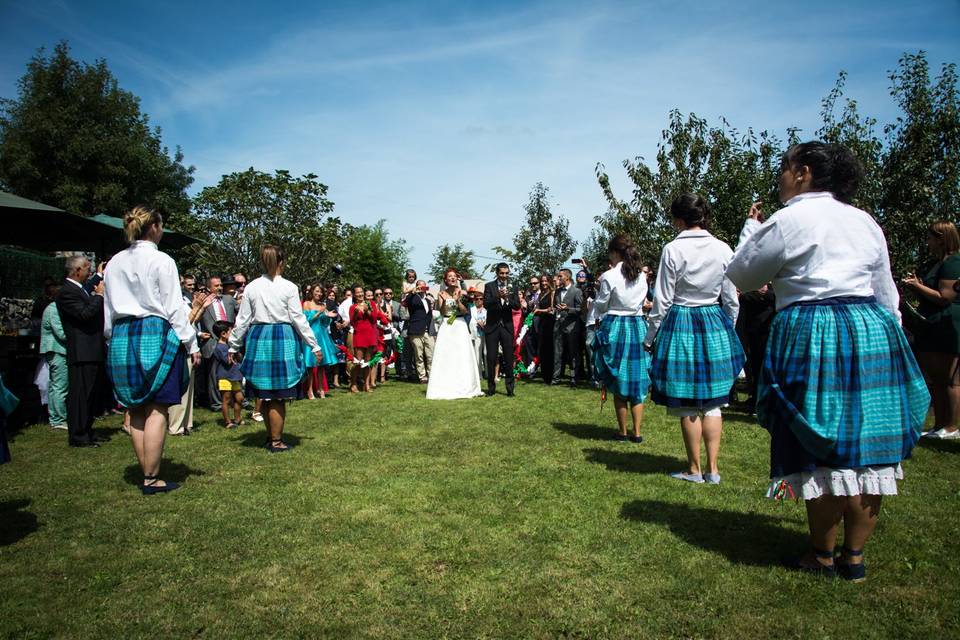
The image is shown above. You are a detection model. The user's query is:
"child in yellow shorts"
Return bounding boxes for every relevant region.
[212,321,245,428]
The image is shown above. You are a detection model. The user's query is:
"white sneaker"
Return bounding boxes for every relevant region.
[923,427,960,440]
[50,424,68,430]
[251,412,264,423]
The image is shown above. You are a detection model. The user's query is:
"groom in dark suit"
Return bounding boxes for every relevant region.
[482,263,521,396]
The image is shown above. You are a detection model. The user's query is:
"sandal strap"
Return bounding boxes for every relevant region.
[841,547,864,557]
[813,547,835,559]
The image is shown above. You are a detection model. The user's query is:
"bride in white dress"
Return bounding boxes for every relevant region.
[426,269,483,400]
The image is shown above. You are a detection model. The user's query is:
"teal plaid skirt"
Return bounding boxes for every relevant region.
[649,304,745,408]
[593,315,650,403]
[107,316,187,407]
[760,297,929,472]
[240,323,305,394]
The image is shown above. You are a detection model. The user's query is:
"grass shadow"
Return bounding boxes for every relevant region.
[620,499,806,567]
[232,430,307,448]
[583,448,681,474]
[122,459,206,486]
[553,422,617,442]
[916,438,960,454]
[0,499,39,546]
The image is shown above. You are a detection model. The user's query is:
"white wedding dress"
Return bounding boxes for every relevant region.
[426,296,483,400]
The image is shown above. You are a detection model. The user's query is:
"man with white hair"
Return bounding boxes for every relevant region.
[55,256,105,448]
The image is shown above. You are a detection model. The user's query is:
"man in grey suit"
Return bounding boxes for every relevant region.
[200,275,236,409]
[552,268,584,386]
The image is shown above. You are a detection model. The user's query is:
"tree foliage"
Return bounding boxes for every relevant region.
[428,243,477,283]
[179,168,342,287]
[340,220,410,290]
[494,182,577,284]
[0,41,193,218]
[593,51,959,279]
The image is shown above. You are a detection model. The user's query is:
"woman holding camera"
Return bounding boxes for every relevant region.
[902,221,960,440]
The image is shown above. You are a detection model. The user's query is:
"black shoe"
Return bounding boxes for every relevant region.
[485,388,496,397]
[70,441,99,448]
[93,435,110,443]
[505,380,515,397]
[549,381,561,386]
[569,380,578,388]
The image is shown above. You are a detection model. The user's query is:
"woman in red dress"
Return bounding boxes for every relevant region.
[350,288,384,393]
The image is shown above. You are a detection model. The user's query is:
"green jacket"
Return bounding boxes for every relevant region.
[40,302,67,356]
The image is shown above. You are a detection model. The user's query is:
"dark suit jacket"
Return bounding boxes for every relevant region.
[406,293,432,337]
[554,284,584,334]
[482,280,520,334]
[200,296,238,357]
[56,280,105,364]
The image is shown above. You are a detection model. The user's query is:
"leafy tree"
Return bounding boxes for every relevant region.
[595,112,783,266]
[0,41,193,217]
[493,182,577,284]
[595,52,959,277]
[181,168,341,287]
[880,53,960,275]
[428,243,477,283]
[340,220,410,290]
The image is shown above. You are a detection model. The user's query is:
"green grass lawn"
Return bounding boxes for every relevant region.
[1,380,958,639]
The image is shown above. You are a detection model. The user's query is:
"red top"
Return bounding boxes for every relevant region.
[351,303,381,349]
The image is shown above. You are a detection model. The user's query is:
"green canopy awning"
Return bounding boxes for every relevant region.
[1,192,203,255]
[90,214,204,251]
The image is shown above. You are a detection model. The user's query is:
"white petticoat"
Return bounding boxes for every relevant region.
[766,464,904,500]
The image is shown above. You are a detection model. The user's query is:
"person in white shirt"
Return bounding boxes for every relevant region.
[103,207,199,495]
[228,245,321,453]
[646,194,745,485]
[726,141,929,581]
[469,290,487,379]
[592,235,651,443]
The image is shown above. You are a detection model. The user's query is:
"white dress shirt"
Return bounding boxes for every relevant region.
[337,298,353,328]
[103,240,198,354]
[726,191,900,321]
[594,262,649,318]
[228,274,319,353]
[470,305,487,338]
[646,229,739,345]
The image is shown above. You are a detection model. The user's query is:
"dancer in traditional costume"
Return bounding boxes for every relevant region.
[645,194,744,485]
[726,141,929,581]
[104,207,199,494]
[593,235,650,442]
[229,245,321,452]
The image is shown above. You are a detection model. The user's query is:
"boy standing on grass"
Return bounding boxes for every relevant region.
[213,321,244,429]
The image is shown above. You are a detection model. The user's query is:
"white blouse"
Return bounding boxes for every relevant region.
[103,241,198,354]
[228,274,319,353]
[645,230,739,345]
[726,192,900,321]
[593,262,648,317]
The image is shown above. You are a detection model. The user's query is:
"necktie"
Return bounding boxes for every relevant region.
[214,297,227,321]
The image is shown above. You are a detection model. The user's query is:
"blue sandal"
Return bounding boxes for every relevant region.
[783,547,836,578]
[836,547,866,582]
[141,475,180,496]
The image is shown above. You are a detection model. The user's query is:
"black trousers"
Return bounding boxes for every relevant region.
[484,324,515,388]
[553,326,583,382]
[67,362,100,445]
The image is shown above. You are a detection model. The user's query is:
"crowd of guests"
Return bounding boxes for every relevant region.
[5,139,957,584]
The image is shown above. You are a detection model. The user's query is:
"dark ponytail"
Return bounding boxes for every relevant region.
[670,193,710,229]
[607,234,642,282]
[783,141,864,203]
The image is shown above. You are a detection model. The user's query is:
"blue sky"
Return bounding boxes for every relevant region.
[2,0,958,279]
